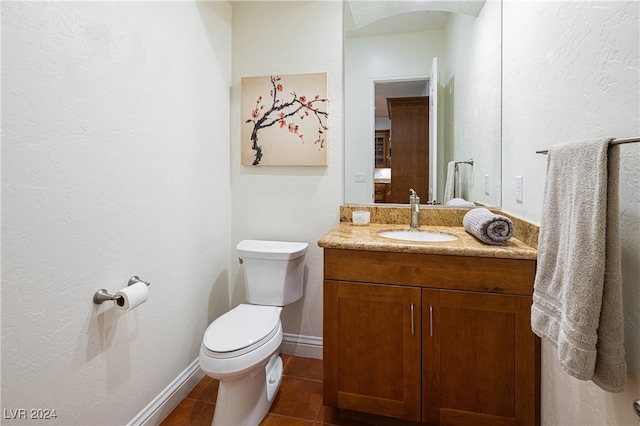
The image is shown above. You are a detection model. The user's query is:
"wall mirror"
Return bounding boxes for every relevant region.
[344,0,502,207]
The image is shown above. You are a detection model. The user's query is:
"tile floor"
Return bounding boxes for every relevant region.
[160,355,369,426]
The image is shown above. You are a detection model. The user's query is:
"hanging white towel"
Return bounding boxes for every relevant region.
[443,161,455,203]
[446,197,475,207]
[531,138,626,393]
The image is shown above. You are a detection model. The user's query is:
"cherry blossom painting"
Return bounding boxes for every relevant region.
[241,73,328,166]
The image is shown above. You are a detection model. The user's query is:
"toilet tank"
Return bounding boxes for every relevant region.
[237,240,309,306]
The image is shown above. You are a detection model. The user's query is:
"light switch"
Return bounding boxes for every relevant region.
[515,176,523,202]
[354,173,367,183]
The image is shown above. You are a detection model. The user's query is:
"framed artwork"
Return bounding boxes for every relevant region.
[241,73,328,166]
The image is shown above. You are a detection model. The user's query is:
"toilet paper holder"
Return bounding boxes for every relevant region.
[93,276,151,305]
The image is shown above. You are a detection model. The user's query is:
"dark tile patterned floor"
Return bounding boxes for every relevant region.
[160,355,368,426]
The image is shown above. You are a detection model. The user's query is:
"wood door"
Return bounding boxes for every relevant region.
[387,97,429,203]
[324,280,422,422]
[422,289,540,426]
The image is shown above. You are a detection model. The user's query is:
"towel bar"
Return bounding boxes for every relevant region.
[536,136,640,154]
[455,159,474,166]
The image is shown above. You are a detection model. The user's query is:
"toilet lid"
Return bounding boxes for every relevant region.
[203,304,281,354]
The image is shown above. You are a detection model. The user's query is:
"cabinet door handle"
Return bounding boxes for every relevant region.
[429,305,433,337]
[410,303,415,335]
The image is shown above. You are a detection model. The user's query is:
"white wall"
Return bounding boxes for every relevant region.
[502,1,640,424]
[344,30,445,204]
[442,0,502,206]
[1,2,232,424]
[229,1,344,355]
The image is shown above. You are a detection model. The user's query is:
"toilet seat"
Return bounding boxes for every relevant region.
[202,304,282,359]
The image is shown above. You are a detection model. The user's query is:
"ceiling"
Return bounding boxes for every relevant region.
[375,80,429,118]
[345,9,451,38]
[345,0,486,38]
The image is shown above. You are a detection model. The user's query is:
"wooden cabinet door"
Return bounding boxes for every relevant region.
[324,280,422,422]
[374,183,389,203]
[422,289,539,426]
[375,130,390,168]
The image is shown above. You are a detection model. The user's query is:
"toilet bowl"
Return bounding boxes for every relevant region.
[199,305,284,425]
[198,240,308,426]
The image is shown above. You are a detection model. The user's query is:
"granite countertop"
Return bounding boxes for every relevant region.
[318,222,538,260]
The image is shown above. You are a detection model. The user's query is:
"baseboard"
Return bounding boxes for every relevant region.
[281,333,323,360]
[129,334,322,425]
[128,358,204,426]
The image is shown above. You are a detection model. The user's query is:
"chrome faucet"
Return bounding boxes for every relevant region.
[409,189,420,228]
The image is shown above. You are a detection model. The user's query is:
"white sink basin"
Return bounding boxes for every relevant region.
[378,230,458,242]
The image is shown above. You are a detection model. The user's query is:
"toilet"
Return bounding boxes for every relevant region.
[198,239,309,426]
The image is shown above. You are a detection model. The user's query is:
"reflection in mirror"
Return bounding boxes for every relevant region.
[344,0,502,207]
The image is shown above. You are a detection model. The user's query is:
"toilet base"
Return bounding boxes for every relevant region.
[212,353,283,426]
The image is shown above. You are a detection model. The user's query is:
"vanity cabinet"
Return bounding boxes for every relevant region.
[323,249,540,426]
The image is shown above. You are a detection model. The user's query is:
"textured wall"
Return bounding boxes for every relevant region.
[1,2,232,424]
[502,1,639,424]
[229,1,344,351]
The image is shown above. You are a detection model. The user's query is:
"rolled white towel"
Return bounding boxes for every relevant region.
[443,161,456,203]
[463,208,514,245]
[446,198,475,207]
